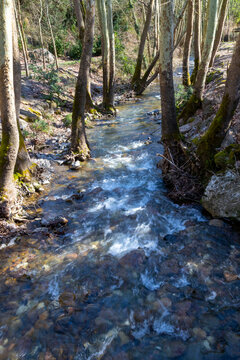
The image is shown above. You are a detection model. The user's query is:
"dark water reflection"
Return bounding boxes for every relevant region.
[0,83,240,359]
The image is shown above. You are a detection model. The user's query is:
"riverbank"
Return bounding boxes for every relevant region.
[163,42,240,222]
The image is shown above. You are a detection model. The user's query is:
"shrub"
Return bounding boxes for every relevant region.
[63,114,72,127]
[175,84,193,114]
[67,41,82,59]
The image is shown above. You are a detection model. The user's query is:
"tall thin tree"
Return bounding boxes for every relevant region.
[0,0,19,218]
[71,0,95,159]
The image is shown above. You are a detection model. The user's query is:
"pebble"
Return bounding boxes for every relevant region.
[224,271,239,282]
[193,327,207,339]
[209,219,224,227]
[70,161,81,170]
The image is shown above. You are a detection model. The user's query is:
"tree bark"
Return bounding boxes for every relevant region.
[180,0,219,121]
[191,0,201,84]
[182,0,194,87]
[159,0,179,141]
[71,0,95,159]
[73,0,94,112]
[106,0,115,109]
[14,0,29,77]
[0,0,19,218]
[209,0,229,68]
[39,0,46,70]
[97,0,110,109]
[73,0,85,43]
[12,7,31,174]
[131,0,154,90]
[197,32,240,169]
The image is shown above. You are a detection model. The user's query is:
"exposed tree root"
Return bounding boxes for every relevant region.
[159,141,204,203]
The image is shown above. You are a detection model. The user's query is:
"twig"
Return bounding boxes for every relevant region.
[158,154,183,172]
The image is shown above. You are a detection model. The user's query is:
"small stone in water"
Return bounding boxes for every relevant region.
[224,271,238,282]
[70,161,81,170]
[193,327,207,339]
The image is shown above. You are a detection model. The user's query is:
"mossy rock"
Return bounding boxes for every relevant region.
[214,144,240,170]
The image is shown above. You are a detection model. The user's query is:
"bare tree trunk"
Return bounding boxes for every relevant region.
[159,0,179,141]
[14,0,29,77]
[73,0,85,43]
[46,1,59,69]
[128,0,140,37]
[180,0,219,121]
[182,0,194,86]
[12,8,31,174]
[97,0,110,109]
[191,0,201,84]
[39,0,46,70]
[131,0,154,90]
[71,0,95,159]
[73,0,94,112]
[142,3,151,62]
[0,0,19,218]
[16,0,29,61]
[209,0,229,67]
[197,32,240,168]
[106,0,115,109]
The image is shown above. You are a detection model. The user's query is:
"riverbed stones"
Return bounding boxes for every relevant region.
[119,249,146,269]
[41,216,68,228]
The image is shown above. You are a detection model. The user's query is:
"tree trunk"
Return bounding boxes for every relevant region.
[97,0,110,109]
[128,0,140,37]
[12,8,31,174]
[71,0,95,159]
[179,0,219,121]
[191,0,201,84]
[46,1,59,70]
[159,0,179,141]
[131,0,154,90]
[209,0,228,68]
[182,0,194,87]
[0,0,19,218]
[39,0,46,70]
[73,0,94,112]
[16,0,29,61]
[197,32,240,169]
[14,0,29,77]
[106,0,115,109]
[73,0,85,43]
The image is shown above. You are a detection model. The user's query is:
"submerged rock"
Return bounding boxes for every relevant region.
[202,170,240,221]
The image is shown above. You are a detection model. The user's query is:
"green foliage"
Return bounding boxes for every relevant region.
[49,36,65,56]
[114,33,135,75]
[229,0,240,24]
[29,64,62,106]
[92,36,102,57]
[175,85,194,114]
[67,40,82,59]
[32,119,49,132]
[63,114,72,127]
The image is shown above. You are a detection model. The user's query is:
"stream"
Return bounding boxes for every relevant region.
[0,81,240,359]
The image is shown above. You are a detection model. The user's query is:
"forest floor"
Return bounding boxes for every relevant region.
[0,42,239,244]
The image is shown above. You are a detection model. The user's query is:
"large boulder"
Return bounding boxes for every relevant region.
[29,48,55,64]
[202,170,240,221]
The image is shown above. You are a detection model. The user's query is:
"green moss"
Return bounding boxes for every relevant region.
[197,94,231,169]
[214,144,240,169]
[178,93,202,123]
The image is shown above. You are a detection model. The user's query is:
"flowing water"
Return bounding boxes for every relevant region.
[0,83,240,360]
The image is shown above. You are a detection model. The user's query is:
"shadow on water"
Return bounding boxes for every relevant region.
[0,83,240,360]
